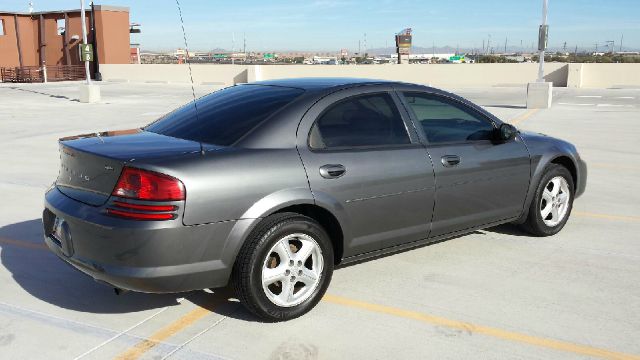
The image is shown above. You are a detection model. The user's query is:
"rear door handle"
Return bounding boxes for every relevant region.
[441,155,461,167]
[319,164,346,179]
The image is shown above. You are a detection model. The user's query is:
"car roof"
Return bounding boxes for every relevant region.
[250,77,400,90]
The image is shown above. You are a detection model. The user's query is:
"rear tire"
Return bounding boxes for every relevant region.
[232,212,334,321]
[521,164,574,236]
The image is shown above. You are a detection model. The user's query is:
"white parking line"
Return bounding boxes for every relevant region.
[597,104,633,107]
[576,95,602,98]
[557,103,595,106]
[615,96,635,99]
[73,306,171,360]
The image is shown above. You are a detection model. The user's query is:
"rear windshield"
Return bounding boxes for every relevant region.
[146,85,304,146]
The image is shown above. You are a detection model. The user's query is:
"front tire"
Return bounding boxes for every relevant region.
[521,164,574,236]
[232,212,334,321]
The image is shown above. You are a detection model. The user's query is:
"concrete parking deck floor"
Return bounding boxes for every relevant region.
[1,82,639,360]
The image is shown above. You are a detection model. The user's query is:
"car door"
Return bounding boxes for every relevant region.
[398,91,531,238]
[296,86,435,257]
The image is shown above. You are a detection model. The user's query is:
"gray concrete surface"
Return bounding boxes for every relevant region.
[1,82,639,360]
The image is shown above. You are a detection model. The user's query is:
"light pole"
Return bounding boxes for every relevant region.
[527,0,551,108]
[79,0,100,102]
[80,0,91,84]
[537,0,548,82]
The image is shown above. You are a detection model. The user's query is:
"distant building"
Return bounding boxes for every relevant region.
[313,56,337,65]
[0,5,130,80]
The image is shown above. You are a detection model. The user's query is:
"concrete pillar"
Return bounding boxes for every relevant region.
[527,82,552,109]
[566,63,583,88]
[246,65,263,83]
[79,84,101,103]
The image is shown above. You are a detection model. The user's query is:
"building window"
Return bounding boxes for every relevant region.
[56,18,65,36]
[0,19,5,36]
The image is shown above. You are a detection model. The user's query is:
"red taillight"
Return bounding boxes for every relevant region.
[107,208,175,220]
[112,201,177,212]
[112,167,185,201]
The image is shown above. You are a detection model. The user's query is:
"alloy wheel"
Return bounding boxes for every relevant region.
[261,233,323,307]
[540,176,571,227]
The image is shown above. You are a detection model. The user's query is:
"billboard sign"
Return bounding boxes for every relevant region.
[396,34,412,55]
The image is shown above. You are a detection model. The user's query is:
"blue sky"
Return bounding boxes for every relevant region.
[4,1,639,52]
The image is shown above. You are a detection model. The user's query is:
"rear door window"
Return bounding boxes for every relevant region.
[146,85,304,146]
[309,93,411,149]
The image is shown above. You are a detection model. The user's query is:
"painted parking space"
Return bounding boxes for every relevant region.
[1,83,639,359]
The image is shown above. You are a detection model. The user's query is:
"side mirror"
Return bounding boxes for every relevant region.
[497,123,517,141]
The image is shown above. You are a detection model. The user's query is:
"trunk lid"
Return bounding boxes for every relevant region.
[56,129,201,206]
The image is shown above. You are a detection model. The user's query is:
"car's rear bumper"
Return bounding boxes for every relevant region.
[43,186,241,293]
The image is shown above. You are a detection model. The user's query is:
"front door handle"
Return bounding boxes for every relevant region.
[441,155,461,167]
[319,164,346,179]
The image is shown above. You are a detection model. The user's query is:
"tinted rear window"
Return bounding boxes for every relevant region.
[146,85,304,146]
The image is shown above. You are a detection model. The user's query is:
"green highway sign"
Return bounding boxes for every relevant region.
[263,53,275,59]
[213,53,228,59]
[79,43,94,62]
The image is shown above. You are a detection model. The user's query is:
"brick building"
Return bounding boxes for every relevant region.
[0,5,130,81]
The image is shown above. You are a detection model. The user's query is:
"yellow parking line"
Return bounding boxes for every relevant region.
[114,306,211,360]
[323,294,640,360]
[574,211,640,222]
[510,108,539,125]
[0,237,48,250]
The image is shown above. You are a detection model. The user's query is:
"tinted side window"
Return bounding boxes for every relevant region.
[309,93,410,149]
[402,93,494,144]
[146,85,304,146]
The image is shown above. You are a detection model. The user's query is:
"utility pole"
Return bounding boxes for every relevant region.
[606,40,615,54]
[620,34,623,52]
[487,34,491,55]
[536,0,548,82]
[364,33,367,56]
[504,37,507,53]
[563,41,566,52]
[231,32,235,65]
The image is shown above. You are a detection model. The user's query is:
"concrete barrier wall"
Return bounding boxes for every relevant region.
[257,63,569,87]
[98,63,640,89]
[580,63,640,88]
[99,64,248,87]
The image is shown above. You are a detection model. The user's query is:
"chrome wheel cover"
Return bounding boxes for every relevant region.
[540,176,571,227]
[261,233,323,307]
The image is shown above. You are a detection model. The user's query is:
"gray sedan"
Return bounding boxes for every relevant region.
[43,78,587,321]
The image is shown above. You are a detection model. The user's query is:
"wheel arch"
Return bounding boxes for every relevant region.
[273,204,344,265]
[550,155,577,188]
[514,153,580,224]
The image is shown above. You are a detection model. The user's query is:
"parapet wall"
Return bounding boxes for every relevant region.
[97,63,640,89]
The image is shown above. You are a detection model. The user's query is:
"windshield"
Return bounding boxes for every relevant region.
[146,85,304,146]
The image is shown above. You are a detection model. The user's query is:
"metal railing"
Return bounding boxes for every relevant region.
[1,65,86,83]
